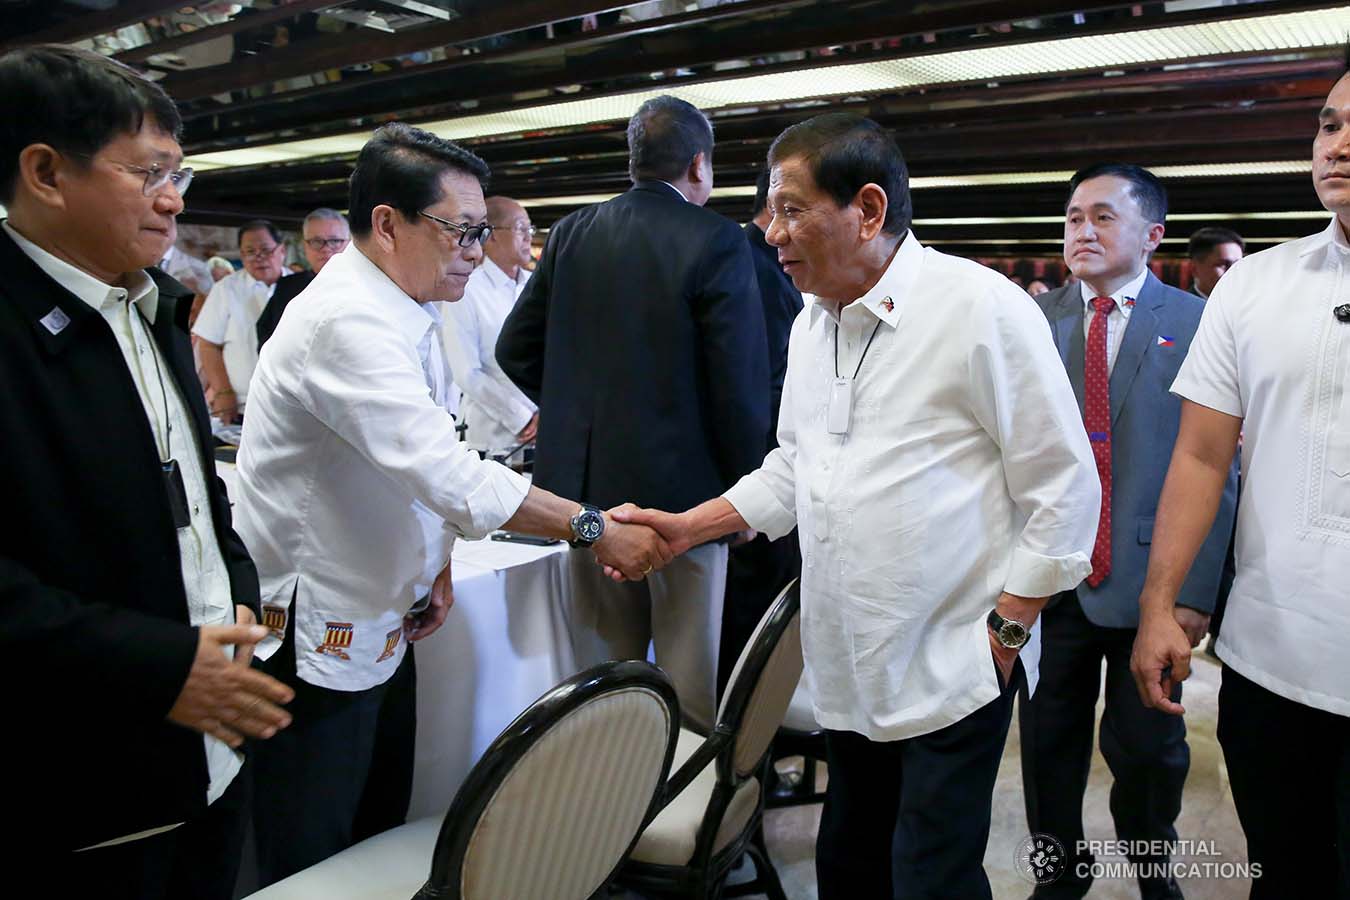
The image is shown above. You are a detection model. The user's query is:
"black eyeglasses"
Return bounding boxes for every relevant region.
[420,211,493,247]
[72,153,193,197]
[304,237,349,251]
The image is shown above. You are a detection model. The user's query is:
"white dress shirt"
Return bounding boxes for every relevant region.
[724,233,1100,741]
[441,257,537,451]
[3,221,242,818]
[1079,267,1147,375]
[158,244,213,296]
[234,244,530,691]
[1172,217,1350,716]
[191,267,275,408]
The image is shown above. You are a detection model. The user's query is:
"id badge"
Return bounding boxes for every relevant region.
[162,459,191,529]
[827,377,853,435]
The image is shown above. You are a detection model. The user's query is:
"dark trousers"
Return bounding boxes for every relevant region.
[251,619,418,887]
[816,664,1020,900]
[1217,665,1350,899]
[62,756,250,900]
[1019,591,1188,900]
[718,530,800,698]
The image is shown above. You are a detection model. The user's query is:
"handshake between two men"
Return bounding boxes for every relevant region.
[593,497,756,582]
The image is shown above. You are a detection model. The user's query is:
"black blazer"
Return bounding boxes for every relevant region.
[744,222,803,449]
[0,230,260,852]
[496,181,770,512]
[256,269,315,349]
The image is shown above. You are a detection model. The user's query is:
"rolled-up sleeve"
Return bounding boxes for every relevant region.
[302,306,528,539]
[968,288,1099,598]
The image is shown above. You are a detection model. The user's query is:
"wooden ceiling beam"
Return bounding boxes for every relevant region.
[159,0,635,101]
[114,0,339,65]
[1,0,186,51]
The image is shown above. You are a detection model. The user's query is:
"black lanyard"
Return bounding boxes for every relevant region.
[834,318,884,380]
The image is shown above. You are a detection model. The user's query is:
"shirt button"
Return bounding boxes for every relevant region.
[193,504,200,515]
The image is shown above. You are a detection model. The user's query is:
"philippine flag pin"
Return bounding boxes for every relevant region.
[1157,335,1175,347]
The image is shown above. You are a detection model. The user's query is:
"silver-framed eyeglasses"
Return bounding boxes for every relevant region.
[304,237,349,251]
[502,223,536,238]
[420,211,493,247]
[73,153,193,196]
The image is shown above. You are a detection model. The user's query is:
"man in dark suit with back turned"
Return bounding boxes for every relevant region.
[497,95,769,730]
[0,46,293,896]
[1020,163,1237,900]
[718,168,804,693]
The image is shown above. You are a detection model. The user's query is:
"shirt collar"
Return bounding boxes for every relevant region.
[1079,267,1148,317]
[809,230,920,329]
[658,180,690,203]
[3,219,159,322]
[1296,216,1344,258]
[479,255,526,289]
[343,242,439,345]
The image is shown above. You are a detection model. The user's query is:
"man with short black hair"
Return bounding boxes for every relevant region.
[194,218,287,422]
[1132,50,1350,897]
[237,122,671,884]
[1024,163,1237,900]
[1186,226,1244,299]
[614,113,1100,899]
[497,95,770,731]
[0,44,293,896]
[255,207,350,349]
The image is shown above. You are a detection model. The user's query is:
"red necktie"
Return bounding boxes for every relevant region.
[1085,296,1115,587]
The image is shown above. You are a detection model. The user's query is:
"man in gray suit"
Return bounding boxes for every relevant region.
[1020,163,1238,900]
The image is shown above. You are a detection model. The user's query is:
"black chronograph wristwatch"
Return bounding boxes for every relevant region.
[568,503,606,548]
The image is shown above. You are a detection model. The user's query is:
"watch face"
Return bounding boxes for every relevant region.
[1000,620,1029,647]
[577,510,604,542]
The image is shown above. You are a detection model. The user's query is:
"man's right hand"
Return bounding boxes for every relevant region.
[1130,607,1191,716]
[609,504,694,555]
[167,624,294,748]
[592,515,673,581]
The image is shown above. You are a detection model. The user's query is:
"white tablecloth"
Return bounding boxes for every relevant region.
[407,536,576,819]
[217,459,580,820]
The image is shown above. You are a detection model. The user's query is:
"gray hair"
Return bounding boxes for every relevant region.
[304,207,349,229]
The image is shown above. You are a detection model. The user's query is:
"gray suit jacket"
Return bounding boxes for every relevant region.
[1037,272,1238,627]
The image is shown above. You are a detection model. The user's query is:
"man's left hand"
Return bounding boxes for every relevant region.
[405,558,454,642]
[1173,606,1211,649]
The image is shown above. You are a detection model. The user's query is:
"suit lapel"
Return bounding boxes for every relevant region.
[146,269,217,475]
[0,230,102,356]
[1048,288,1087,415]
[1109,273,1164,425]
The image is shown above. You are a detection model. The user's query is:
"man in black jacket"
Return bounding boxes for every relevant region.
[0,46,292,896]
[255,207,351,349]
[497,95,770,730]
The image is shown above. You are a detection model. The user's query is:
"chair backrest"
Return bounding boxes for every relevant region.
[714,578,803,780]
[417,660,680,900]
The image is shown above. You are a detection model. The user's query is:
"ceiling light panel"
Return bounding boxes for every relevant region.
[189,6,1350,171]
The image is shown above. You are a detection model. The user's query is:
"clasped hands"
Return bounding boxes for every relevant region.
[593,504,755,582]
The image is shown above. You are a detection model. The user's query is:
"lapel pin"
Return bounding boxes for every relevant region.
[1157,335,1175,347]
[881,297,894,313]
[39,307,71,335]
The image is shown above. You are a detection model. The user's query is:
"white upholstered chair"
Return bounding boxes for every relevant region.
[615,579,803,900]
[247,659,680,900]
